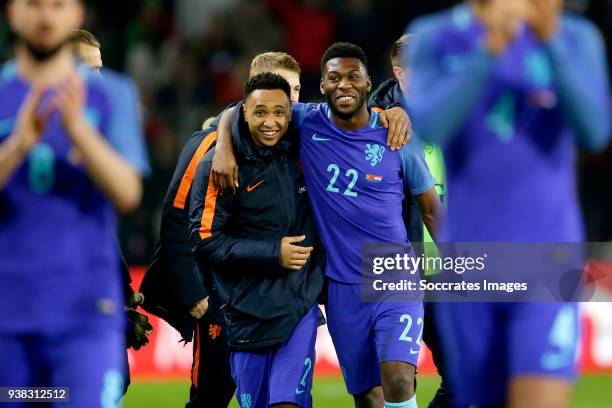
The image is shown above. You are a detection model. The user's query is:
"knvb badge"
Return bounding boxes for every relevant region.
[366,174,383,182]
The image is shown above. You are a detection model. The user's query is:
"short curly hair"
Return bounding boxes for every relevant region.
[320,42,368,74]
[244,72,291,100]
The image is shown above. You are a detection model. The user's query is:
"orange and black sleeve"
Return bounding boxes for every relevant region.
[188,154,281,272]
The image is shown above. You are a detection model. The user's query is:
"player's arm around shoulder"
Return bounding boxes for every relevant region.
[211,105,239,193]
[189,148,232,260]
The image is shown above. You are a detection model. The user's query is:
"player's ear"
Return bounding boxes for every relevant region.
[393,66,403,82]
[243,104,248,122]
[320,77,325,95]
[366,76,372,92]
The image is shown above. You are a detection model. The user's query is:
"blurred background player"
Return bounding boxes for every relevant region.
[368,34,448,408]
[140,52,304,408]
[408,0,611,407]
[69,29,101,71]
[69,28,153,397]
[189,72,325,408]
[0,0,148,406]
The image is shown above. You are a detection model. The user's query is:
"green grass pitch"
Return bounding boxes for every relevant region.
[122,374,611,407]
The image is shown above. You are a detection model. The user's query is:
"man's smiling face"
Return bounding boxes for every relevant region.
[321,57,372,120]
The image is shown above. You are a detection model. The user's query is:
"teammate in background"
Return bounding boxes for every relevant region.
[368,34,449,408]
[368,35,443,249]
[189,73,325,408]
[70,29,152,398]
[202,52,302,131]
[212,43,434,408]
[141,52,304,408]
[69,29,102,71]
[0,0,148,406]
[408,0,610,407]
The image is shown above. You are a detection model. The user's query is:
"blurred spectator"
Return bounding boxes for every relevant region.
[125,0,178,101]
[229,0,284,56]
[4,0,607,263]
[334,0,379,66]
[267,0,336,99]
[174,0,241,39]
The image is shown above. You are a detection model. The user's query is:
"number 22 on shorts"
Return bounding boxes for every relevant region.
[399,314,423,355]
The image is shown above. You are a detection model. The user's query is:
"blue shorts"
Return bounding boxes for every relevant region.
[230,306,319,408]
[326,280,424,395]
[0,326,125,408]
[435,302,580,407]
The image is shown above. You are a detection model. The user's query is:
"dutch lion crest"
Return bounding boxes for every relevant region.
[365,144,385,167]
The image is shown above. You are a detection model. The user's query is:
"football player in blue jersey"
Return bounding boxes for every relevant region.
[212,42,440,408]
[70,28,153,399]
[407,0,611,407]
[0,0,148,406]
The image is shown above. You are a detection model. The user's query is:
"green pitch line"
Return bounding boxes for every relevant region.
[121,374,611,407]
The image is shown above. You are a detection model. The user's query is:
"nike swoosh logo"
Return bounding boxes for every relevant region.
[409,348,420,355]
[295,388,305,395]
[312,133,331,142]
[246,180,264,192]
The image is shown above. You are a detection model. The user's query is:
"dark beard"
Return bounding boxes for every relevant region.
[22,39,65,62]
[325,92,366,121]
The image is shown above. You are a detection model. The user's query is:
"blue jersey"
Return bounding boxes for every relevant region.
[408,6,611,242]
[294,103,435,284]
[0,61,149,332]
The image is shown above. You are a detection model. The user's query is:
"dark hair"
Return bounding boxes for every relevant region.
[250,52,301,77]
[320,42,368,74]
[244,72,291,100]
[390,34,410,69]
[69,29,100,50]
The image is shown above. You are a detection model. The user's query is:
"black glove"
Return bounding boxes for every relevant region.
[125,291,153,350]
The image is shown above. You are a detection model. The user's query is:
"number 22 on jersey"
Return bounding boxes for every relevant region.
[325,163,358,197]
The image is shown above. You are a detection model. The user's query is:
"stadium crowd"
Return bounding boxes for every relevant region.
[2,0,608,263]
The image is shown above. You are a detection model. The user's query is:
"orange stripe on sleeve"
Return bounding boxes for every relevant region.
[372,107,384,113]
[173,131,218,209]
[198,171,219,239]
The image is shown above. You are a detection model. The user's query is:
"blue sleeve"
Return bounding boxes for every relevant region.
[102,73,150,176]
[545,16,611,151]
[291,102,319,127]
[399,134,436,196]
[408,16,495,146]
